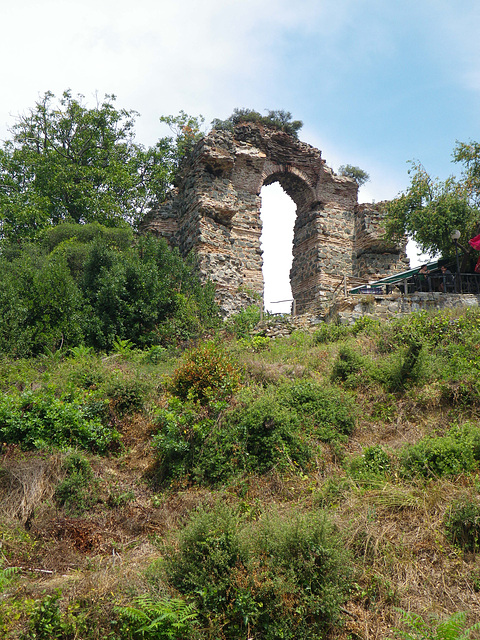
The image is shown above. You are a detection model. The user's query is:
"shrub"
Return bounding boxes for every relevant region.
[400,423,480,479]
[347,445,393,483]
[279,379,356,442]
[153,379,356,485]
[331,345,367,386]
[240,509,352,640]
[164,504,352,640]
[222,391,310,473]
[164,504,243,620]
[313,323,350,344]
[0,390,120,453]
[226,305,261,339]
[22,590,74,640]
[102,374,149,417]
[444,496,480,552]
[55,453,99,515]
[168,341,241,404]
[152,397,220,483]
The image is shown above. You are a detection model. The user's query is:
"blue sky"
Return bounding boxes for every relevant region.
[1,0,480,310]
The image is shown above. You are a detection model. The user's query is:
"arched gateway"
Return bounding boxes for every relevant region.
[142,123,408,316]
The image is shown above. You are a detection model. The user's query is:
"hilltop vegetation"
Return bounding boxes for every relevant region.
[1,307,480,638]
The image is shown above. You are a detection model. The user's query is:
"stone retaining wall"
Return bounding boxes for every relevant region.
[329,292,480,324]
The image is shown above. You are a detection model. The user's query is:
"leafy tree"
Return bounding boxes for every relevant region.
[338,164,370,187]
[211,108,303,138]
[0,92,199,239]
[159,110,206,176]
[385,147,480,259]
[0,223,219,355]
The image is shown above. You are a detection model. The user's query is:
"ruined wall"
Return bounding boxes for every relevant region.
[142,123,407,316]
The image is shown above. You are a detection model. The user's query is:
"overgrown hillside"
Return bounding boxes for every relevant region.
[1,307,480,639]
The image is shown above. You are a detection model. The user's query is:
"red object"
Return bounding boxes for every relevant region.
[469,234,480,250]
[475,257,480,274]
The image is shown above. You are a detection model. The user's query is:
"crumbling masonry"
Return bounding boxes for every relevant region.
[142,123,408,316]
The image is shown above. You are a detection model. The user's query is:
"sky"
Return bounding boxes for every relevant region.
[2,0,480,311]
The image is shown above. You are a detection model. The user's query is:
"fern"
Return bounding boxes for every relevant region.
[390,610,480,640]
[116,594,198,639]
[0,561,18,594]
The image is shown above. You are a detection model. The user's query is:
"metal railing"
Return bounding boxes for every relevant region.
[386,273,480,295]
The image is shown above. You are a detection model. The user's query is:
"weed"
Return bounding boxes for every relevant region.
[226,305,261,339]
[347,445,393,484]
[444,496,480,553]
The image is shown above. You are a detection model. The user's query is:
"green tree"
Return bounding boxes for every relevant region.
[385,148,480,259]
[0,223,219,355]
[0,92,191,239]
[338,164,370,187]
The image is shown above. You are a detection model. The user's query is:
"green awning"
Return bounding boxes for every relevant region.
[349,259,443,293]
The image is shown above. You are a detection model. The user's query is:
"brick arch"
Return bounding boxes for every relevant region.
[142,123,408,316]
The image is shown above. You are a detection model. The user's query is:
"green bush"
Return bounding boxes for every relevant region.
[102,374,149,417]
[226,305,261,339]
[153,379,356,485]
[400,423,480,479]
[444,496,480,552]
[55,453,99,515]
[0,390,120,453]
[222,390,311,473]
[279,379,356,442]
[22,590,74,640]
[168,341,241,404]
[347,445,393,483]
[331,345,367,386]
[381,337,426,391]
[0,228,220,356]
[164,504,352,640]
[313,323,350,344]
[152,397,220,483]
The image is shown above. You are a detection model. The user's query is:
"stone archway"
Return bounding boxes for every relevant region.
[142,123,407,316]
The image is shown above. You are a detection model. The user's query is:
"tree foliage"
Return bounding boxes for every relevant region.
[0,92,204,239]
[385,146,480,258]
[0,223,219,356]
[211,108,303,138]
[338,164,370,187]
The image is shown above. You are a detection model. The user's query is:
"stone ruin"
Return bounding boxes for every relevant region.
[141,122,408,316]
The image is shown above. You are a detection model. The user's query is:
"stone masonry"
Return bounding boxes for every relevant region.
[141,123,408,316]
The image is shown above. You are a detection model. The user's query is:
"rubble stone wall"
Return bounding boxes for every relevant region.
[142,123,407,316]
